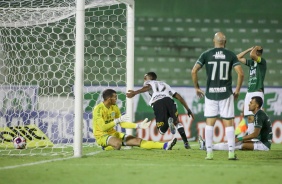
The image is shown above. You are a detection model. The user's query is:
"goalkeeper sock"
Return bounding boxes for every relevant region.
[177,124,188,143]
[140,140,163,149]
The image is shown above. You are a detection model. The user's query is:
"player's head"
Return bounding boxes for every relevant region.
[257,46,263,56]
[102,89,117,104]
[213,32,226,48]
[144,72,157,81]
[249,96,263,111]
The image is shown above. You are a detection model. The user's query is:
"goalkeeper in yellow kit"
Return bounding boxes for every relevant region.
[93,89,177,150]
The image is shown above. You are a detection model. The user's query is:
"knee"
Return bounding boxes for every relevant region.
[112,141,122,150]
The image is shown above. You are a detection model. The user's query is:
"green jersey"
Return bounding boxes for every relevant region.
[196,48,240,100]
[246,58,267,92]
[254,109,272,149]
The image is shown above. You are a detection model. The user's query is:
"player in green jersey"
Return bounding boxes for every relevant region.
[237,46,266,135]
[199,96,272,151]
[192,32,244,160]
[235,96,272,150]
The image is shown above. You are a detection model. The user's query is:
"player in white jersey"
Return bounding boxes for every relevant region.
[126,72,194,149]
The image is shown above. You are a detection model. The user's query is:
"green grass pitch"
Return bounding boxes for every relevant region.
[1,142,282,184]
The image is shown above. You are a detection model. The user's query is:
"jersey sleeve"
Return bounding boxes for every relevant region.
[167,83,176,96]
[196,52,206,67]
[231,52,240,67]
[254,111,265,128]
[143,80,152,86]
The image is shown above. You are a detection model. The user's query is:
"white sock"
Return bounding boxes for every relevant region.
[205,125,213,153]
[247,123,254,135]
[176,123,183,128]
[225,126,235,152]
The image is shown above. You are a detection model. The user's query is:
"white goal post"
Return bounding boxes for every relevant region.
[0,0,134,157]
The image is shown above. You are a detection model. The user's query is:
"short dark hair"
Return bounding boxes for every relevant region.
[102,89,116,100]
[257,48,263,54]
[251,96,263,108]
[145,72,157,80]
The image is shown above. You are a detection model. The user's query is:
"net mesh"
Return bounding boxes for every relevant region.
[0,0,129,155]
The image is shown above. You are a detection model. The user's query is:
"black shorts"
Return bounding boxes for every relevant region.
[152,97,178,133]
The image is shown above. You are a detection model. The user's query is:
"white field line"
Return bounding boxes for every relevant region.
[0,151,102,170]
[0,143,200,170]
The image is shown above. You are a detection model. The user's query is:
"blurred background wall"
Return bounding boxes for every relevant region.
[134,0,282,87]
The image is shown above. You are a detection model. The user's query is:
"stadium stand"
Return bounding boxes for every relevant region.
[134,5,282,87]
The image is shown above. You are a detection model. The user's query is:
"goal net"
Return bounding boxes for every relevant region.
[0,0,134,156]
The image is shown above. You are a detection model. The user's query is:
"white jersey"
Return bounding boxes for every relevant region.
[144,80,176,106]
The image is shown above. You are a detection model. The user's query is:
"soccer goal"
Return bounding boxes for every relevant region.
[0,0,134,156]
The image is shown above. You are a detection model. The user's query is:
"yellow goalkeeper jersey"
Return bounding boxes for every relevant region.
[93,102,121,139]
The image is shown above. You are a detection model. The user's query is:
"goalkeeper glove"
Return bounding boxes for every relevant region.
[137,118,151,129]
[114,114,130,125]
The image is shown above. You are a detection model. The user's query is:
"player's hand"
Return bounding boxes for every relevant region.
[248,46,255,51]
[126,90,136,98]
[114,114,130,124]
[196,89,205,98]
[233,91,240,100]
[187,108,195,119]
[137,118,151,129]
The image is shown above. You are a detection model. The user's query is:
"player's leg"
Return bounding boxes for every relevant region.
[241,141,254,150]
[198,135,206,150]
[199,137,242,151]
[168,117,176,134]
[212,142,229,150]
[247,115,255,134]
[244,92,254,134]
[125,135,177,150]
[98,133,122,150]
[220,95,237,160]
[205,117,216,159]
[204,97,219,159]
[153,101,169,135]
[242,141,269,151]
[103,132,129,150]
[166,99,190,149]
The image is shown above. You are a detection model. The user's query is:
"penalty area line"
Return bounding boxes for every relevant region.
[0,151,102,170]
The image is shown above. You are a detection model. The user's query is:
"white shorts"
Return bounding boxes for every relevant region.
[244,92,264,116]
[253,141,269,151]
[204,95,234,119]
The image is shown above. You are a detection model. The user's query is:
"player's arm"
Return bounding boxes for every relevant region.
[126,85,151,98]
[191,63,204,98]
[233,64,244,100]
[236,47,253,64]
[235,127,261,142]
[173,93,194,119]
[120,118,151,129]
[250,46,262,63]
